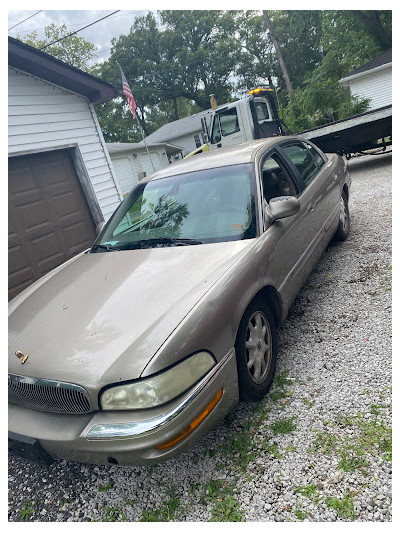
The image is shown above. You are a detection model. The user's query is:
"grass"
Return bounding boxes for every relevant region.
[262,442,283,458]
[310,430,337,454]
[98,481,115,492]
[275,371,292,388]
[219,424,255,469]
[18,500,36,520]
[270,417,297,435]
[310,412,392,476]
[302,398,315,409]
[294,506,309,520]
[325,494,355,520]
[100,505,126,522]
[140,496,182,522]
[294,484,318,498]
[338,450,370,473]
[202,480,244,522]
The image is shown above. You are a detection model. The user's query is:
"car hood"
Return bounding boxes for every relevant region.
[8,241,252,391]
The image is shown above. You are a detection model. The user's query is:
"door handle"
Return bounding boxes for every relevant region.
[308,204,315,213]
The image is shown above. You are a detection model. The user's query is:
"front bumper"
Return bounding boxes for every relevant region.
[8,348,238,466]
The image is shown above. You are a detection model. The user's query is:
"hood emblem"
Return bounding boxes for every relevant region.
[15,351,29,364]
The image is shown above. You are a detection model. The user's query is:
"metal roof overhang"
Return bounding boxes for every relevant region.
[8,37,119,104]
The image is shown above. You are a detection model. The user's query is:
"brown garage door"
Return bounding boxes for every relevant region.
[8,149,97,301]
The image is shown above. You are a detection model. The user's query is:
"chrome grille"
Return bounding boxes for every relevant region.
[8,374,93,414]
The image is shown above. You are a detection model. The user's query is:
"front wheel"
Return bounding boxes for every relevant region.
[235,299,278,402]
[334,190,350,241]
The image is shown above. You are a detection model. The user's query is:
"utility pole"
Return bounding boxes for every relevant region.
[262,10,296,103]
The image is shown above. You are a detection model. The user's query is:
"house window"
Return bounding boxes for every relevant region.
[194,134,202,148]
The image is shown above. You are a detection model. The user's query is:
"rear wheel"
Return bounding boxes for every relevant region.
[235,298,277,402]
[334,190,350,241]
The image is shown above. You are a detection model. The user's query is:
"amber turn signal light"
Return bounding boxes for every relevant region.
[156,388,223,450]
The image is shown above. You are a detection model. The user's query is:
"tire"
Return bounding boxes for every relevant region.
[235,298,278,402]
[334,190,350,241]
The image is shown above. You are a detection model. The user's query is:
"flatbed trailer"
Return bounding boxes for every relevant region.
[299,105,392,157]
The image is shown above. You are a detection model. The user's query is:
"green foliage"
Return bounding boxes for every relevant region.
[310,430,337,454]
[100,505,126,522]
[325,494,355,520]
[18,23,97,71]
[18,500,36,520]
[202,480,244,522]
[275,370,292,388]
[98,481,115,492]
[220,425,256,469]
[262,441,283,458]
[270,417,297,435]
[140,496,182,522]
[294,484,318,498]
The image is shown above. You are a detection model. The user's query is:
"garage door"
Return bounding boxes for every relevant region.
[8,149,97,301]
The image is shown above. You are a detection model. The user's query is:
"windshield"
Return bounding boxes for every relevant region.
[92,164,257,251]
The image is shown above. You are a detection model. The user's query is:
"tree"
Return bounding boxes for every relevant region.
[262,11,295,98]
[350,11,392,50]
[235,10,277,93]
[96,11,241,141]
[18,23,97,71]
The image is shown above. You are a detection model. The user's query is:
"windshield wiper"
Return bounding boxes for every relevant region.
[91,243,121,252]
[116,237,204,249]
[143,237,204,246]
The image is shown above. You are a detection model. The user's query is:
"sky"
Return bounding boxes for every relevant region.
[7,9,149,64]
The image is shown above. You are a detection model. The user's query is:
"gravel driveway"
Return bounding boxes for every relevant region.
[8,152,392,522]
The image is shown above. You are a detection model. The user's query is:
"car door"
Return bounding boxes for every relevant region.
[256,147,320,312]
[277,140,341,247]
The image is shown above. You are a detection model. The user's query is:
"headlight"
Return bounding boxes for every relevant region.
[100,351,215,410]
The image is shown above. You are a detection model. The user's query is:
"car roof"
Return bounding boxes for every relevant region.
[143,136,293,182]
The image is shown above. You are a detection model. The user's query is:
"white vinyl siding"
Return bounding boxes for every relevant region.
[346,66,392,111]
[111,156,141,195]
[8,67,122,220]
[138,152,163,177]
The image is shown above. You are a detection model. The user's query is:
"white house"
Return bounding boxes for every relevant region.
[339,48,392,110]
[8,36,122,300]
[107,141,183,195]
[136,111,207,157]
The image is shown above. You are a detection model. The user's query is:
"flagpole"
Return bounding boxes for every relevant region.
[116,62,156,173]
[134,113,156,173]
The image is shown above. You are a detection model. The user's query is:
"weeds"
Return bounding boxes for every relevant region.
[270,417,297,435]
[202,480,244,522]
[101,505,126,522]
[98,481,115,492]
[325,494,355,520]
[18,500,36,520]
[219,426,255,469]
[294,484,318,498]
[140,496,182,522]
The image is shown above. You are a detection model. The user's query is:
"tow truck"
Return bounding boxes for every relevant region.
[187,88,392,158]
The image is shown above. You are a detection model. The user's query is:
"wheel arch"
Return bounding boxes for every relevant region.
[238,284,283,335]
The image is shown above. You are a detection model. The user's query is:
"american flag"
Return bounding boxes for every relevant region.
[118,64,136,118]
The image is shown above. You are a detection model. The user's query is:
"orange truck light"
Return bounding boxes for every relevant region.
[249,88,274,95]
[156,388,223,450]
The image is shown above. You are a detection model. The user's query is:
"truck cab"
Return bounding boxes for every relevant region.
[203,89,283,151]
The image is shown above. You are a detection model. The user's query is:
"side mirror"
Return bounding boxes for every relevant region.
[96,221,106,236]
[267,196,300,220]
